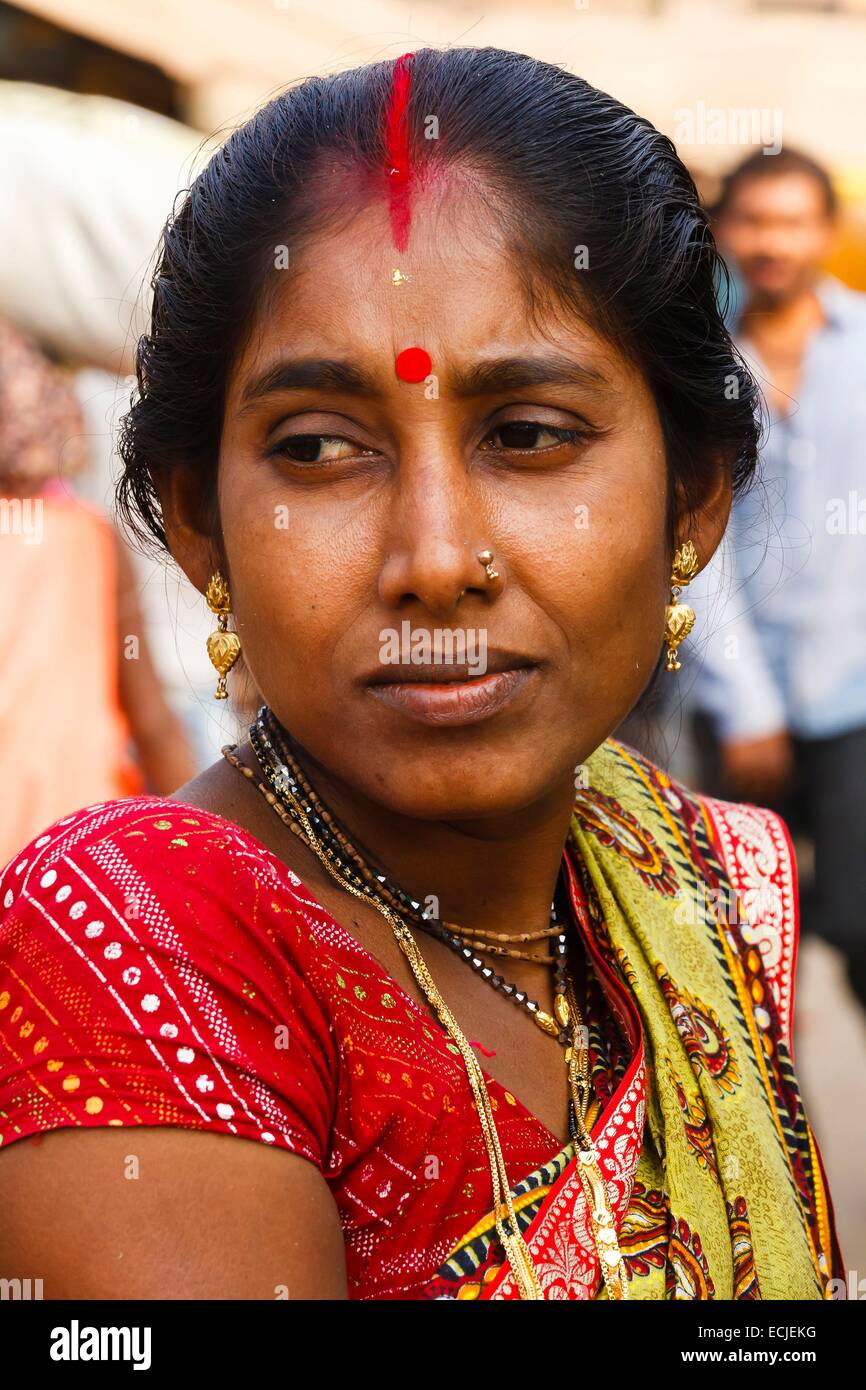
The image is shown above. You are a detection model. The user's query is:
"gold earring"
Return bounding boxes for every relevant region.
[205,571,241,700]
[664,541,699,672]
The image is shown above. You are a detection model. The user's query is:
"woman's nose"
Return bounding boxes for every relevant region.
[376,459,502,619]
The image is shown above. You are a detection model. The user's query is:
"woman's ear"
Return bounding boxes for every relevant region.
[155,465,222,596]
[675,457,733,569]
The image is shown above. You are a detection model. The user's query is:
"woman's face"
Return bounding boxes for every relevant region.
[189,185,711,822]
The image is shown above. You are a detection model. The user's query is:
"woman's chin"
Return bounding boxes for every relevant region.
[348,760,565,827]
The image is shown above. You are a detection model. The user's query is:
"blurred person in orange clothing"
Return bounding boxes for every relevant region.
[0,319,196,864]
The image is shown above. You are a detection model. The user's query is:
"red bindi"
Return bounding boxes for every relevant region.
[395,347,432,383]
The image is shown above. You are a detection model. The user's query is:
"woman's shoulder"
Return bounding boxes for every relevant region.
[2,791,320,929]
[0,793,340,1160]
[0,795,180,929]
[591,735,797,894]
[0,791,347,1014]
[592,737,799,1052]
[3,791,282,870]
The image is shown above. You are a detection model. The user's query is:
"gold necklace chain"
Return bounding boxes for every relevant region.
[251,712,574,1030]
[262,709,561,960]
[221,740,628,1300]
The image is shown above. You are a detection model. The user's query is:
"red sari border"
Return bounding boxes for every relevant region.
[701,797,798,1057]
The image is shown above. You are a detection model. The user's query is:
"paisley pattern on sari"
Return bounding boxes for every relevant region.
[424,740,842,1300]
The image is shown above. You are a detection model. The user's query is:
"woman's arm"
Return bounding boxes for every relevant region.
[0,801,345,1299]
[0,1126,348,1300]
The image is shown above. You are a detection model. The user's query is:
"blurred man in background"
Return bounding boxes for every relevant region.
[691,149,866,1012]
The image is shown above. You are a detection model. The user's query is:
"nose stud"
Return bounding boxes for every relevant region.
[478,549,499,581]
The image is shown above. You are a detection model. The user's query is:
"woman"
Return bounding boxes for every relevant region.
[0,48,842,1300]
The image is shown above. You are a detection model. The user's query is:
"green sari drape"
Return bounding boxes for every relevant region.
[574,739,838,1299]
[430,738,840,1299]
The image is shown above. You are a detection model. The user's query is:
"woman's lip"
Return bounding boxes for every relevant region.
[366,665,538,726]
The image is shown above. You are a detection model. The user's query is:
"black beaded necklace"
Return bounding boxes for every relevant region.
[225,705,602,1139]
[248,706,574,1041]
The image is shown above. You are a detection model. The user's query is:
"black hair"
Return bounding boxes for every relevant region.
[712,146,838,221]
[117,46,760,556]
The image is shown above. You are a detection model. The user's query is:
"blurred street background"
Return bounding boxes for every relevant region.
[1,0,864,1285]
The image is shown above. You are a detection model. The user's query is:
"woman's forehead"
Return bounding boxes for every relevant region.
[230,194,623,397]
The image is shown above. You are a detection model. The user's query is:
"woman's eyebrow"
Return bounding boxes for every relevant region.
[239,358,374,408]
[238,351,612,410]
[451,353,613,398]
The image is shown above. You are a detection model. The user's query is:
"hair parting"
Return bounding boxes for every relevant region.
[384,50,416,251]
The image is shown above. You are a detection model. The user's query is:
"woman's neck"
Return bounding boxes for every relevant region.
[284,734,578,937]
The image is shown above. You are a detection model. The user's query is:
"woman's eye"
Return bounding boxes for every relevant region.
[483,422,588,453]
[269,422,589,467]
[270,434,367,464]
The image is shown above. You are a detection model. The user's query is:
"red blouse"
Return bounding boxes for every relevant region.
[0,795,578,1299]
